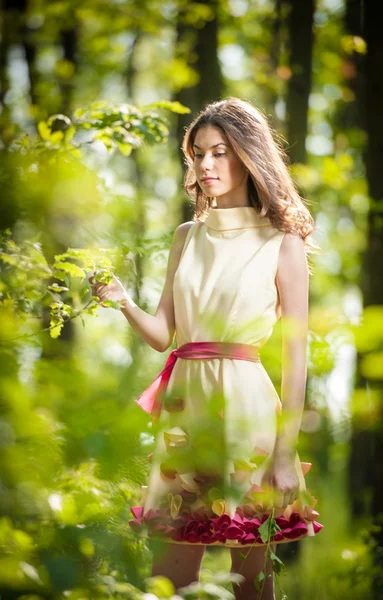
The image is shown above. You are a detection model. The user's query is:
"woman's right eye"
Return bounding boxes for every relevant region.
[194,153,224,159]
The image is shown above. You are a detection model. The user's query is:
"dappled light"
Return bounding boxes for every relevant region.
[0,1,382,599]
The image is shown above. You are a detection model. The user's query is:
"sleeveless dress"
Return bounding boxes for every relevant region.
[128,206,323,547]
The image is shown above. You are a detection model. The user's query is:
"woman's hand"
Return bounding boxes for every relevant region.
[88,271,129,308]
[261,453,299,509]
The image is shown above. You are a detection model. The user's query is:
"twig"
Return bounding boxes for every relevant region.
[0,298,95,345]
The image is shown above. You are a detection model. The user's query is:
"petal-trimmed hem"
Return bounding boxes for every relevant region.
[128,505,323,547]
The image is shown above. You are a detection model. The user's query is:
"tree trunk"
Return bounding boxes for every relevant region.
[60,26,78,114]
[363,2,383,593]
[174,0,224,222]
[342,0,383,593]
[342,0,375,520]
[284,0,315,164]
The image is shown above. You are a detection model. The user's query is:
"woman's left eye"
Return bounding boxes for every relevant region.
[193,152,225,159]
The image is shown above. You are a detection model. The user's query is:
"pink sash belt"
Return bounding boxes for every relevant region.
[136,341,261,421]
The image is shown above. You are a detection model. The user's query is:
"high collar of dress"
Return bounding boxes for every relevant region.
[205,206,271,231]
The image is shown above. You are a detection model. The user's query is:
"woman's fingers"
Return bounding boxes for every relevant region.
[282,488,298,507]
[88,272,110,288]
[88,272,108,295]
[87,273,127,306]
[265,485,299,509]
[88,273,119,307]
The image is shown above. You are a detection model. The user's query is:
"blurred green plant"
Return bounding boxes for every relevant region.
[1,99,190,344]
[13,100,190,157]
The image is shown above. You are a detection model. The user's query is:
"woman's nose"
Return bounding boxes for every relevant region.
[200,154,214,170]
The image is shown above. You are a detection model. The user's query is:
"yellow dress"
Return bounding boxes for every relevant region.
[129,206,323,547]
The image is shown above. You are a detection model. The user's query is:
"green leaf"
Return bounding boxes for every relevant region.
[100,299,122,310]
[142,100,191,114]
[270,551,286,575]
[19,561,43,584]
[115,141,133,156]
[52,271,67,282]
[37,121,51,140]
[145,575,175,598]
[258,516,272,543]
[74,108,87,118]
[50,320,63,339]
[54,262,85,279]
[254,570,265,592]
[64,125,76,142]
[258,511,281,543]
[83,304,99,316]
[50,130,64,144]
[0,253,18,265]
[238,552,247,560]
[48,283,70,293]
[59,494,78,525]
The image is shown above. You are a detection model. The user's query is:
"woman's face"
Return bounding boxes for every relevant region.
[192,125,248,201]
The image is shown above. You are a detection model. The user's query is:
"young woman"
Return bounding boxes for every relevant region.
[89,97,323,599]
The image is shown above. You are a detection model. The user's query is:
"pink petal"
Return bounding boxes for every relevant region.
[283,522,308,539]
[184,521,199,534]
[172,530,185,541]
[304,507,320,521]
[216,513,232,529]
[289,512,303,527]
[200,532,215,543]
[313,521,324,534]
[197,522,210,534]
[213,532,227,543]
[128,519,142,532]
[143,508,158,521]
[184,531,200,542]
[131,506,144,519]
[233,514,244,526]
[275,516,289,529]
[225,524,244,540]
[191,506,209,520]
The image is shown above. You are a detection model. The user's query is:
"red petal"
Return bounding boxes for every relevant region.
[131,506,144,519]
[225,524,244,540]
[313,521,324,534]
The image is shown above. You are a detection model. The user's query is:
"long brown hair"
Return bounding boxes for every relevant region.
[181,96,320,257]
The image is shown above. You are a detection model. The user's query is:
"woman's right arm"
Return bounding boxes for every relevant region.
[119,221,194,353]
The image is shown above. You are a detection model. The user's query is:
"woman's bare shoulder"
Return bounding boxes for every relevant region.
[277,232,308,282]
[175,220,195,235]
[173,220,195,247]
[280,230,305,249]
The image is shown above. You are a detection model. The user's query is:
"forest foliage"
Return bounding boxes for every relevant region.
[0,0,382,598]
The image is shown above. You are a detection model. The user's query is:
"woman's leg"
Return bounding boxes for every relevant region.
[230,543,277,600]
[150,541,206,590]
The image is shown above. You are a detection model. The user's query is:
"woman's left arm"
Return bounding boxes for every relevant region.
[273,232,309,461]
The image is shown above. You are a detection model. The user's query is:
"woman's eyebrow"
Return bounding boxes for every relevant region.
[193,142,229,149]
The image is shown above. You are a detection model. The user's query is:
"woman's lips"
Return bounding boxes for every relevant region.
[201,178,218,185]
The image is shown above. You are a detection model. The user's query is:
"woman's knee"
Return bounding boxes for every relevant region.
[151,541,205,579]
[230,543,277,574]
